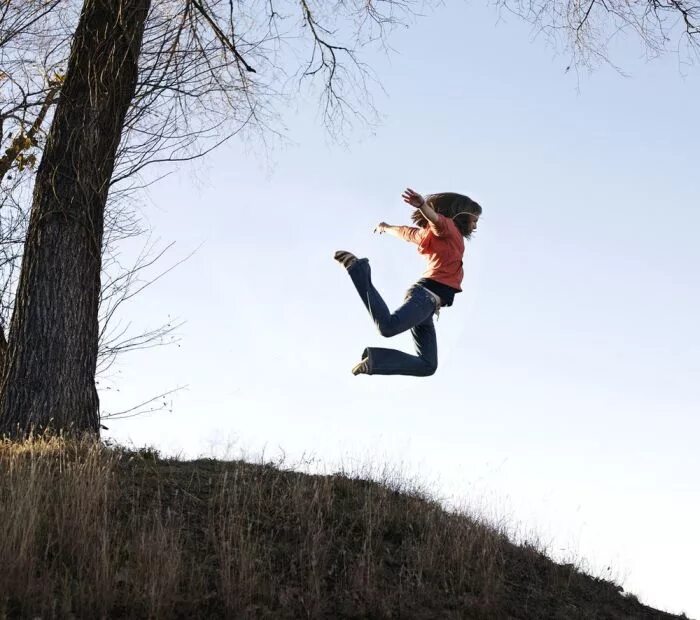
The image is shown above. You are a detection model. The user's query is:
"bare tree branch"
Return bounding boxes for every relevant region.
[101,385,186,420]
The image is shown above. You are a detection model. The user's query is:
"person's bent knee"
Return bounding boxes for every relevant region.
[378,323,401,338]
[420,362,438,377]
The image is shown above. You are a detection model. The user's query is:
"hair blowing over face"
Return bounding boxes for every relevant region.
[411,192,482,238]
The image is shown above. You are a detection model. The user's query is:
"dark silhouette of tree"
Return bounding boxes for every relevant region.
[0,0,151,436]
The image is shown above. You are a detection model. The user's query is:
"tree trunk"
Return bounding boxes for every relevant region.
[0,0,151,438]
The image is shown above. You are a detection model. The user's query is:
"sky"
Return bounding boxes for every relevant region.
[101,2,699,616]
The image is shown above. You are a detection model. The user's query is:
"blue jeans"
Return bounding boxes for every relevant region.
[346,258,438,376]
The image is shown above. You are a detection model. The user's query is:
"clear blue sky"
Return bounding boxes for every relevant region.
[103,3,699,616]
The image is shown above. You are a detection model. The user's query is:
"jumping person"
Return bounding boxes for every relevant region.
[334,188,482,376]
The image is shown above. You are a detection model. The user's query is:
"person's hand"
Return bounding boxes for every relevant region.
[374,222,389,234]
[401,187,425,209]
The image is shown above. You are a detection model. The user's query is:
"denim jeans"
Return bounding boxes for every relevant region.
[346,258,438,376]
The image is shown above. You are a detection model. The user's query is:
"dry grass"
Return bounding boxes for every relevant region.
[0,438,686,619]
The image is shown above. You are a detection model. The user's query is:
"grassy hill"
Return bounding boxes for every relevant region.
[0,438,689,619]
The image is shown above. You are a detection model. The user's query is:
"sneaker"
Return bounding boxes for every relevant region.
[351,357,370,376]
[334,250,358,269]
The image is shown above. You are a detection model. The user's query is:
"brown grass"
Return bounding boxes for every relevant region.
[0,438,687,619]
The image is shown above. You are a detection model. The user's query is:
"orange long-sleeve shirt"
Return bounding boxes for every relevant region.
[396,214,465,292]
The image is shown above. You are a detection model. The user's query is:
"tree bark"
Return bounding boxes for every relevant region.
[0,326,7,381]
[0,0,151,438]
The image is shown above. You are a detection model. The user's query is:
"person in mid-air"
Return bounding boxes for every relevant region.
[334,187,482,377]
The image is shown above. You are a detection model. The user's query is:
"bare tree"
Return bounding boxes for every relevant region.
[0,2,186,400]
[0,0,151,436]
[498,0,699,70]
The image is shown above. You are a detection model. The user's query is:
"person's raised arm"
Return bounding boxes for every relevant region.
[401,187,440,226]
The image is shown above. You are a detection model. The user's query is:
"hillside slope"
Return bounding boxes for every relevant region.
[0,440,689,619]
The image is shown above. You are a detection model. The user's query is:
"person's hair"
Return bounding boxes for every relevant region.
[411,192,482,238]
